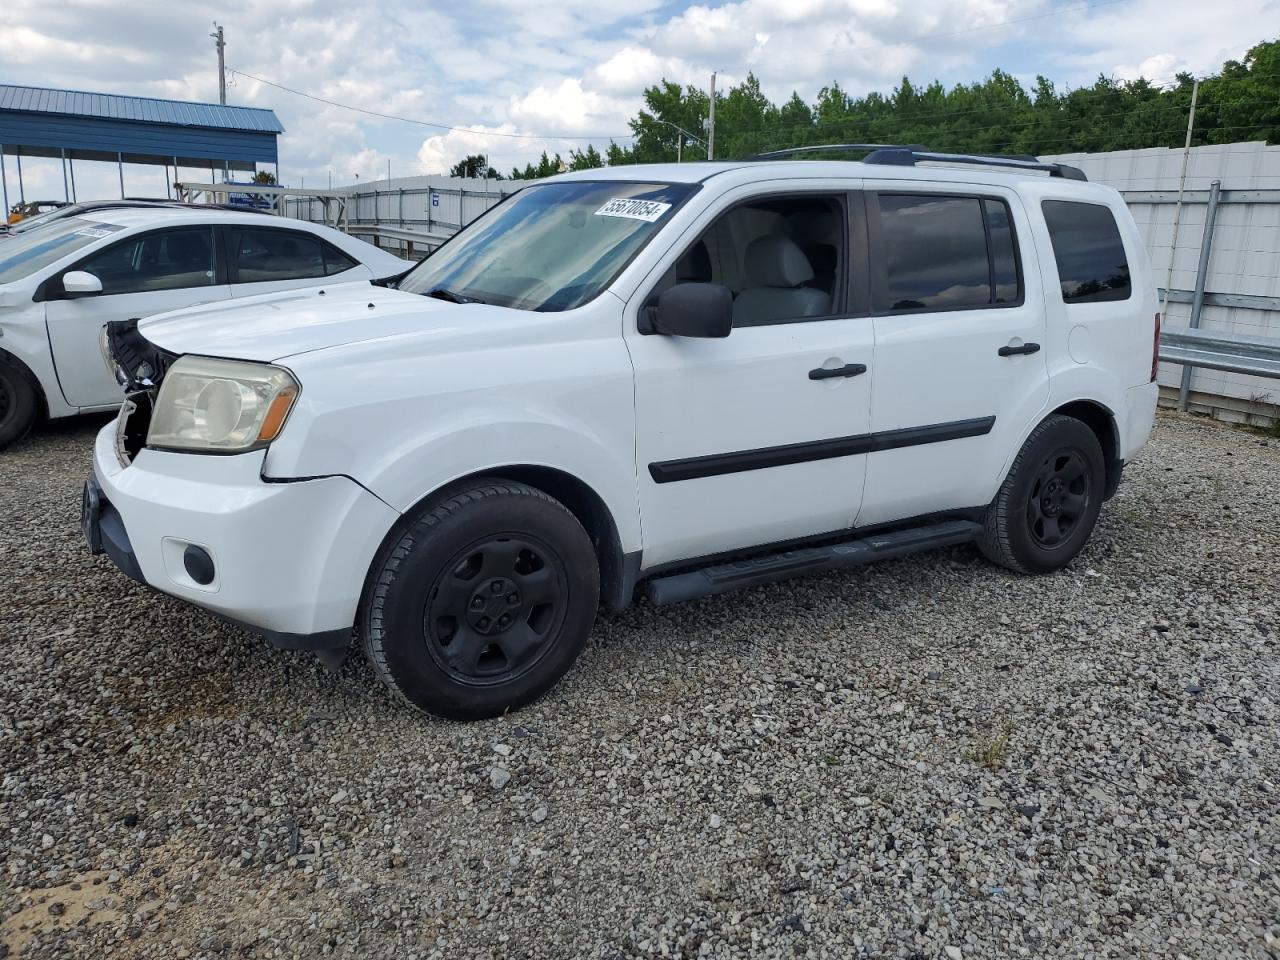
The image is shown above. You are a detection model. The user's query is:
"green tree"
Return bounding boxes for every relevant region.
[252,170,277,184]
[605,141,634,166]
[501,36,1280,171]
[508,151,566,180]
[449,154,502,179]
[569,144,604,170]
[630,80,709,162]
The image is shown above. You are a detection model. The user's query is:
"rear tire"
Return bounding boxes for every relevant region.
[0,360,39,451]
[978,414,1106,574]
[363,479,599,720]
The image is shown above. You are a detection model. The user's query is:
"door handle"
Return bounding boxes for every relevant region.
[809,363,867,380]
[998,342,1041,357]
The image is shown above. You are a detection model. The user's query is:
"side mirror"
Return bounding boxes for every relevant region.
[647,282,733,338]
[63,271,104,297]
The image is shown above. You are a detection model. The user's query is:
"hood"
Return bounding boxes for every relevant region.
[137,282,468,362]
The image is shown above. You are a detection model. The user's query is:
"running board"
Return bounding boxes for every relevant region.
[645,519,982,606]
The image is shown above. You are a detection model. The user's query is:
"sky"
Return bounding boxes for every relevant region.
[1,0,1273,202]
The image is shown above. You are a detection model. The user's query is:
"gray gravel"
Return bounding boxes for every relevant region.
[2,410,1278,959]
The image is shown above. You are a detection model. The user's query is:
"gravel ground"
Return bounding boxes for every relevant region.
[1,410,1278,960]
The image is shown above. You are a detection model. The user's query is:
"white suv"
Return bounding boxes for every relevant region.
[85,148,1160,719]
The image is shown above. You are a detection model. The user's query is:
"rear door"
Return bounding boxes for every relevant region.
[225,224,371,298]
[857,184,1050,527]
[44,225,231,408]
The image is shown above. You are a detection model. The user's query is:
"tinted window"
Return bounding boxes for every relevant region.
[1042,200,1131,303]
[878,195,992,311]
[323,244,359,276]
[985,199,1020,304]
[233,228,326,283]
[76,227,215,295]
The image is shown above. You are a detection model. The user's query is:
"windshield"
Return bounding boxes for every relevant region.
[399,180,695,311]
[0,218,124,285]
[10,205,76,235]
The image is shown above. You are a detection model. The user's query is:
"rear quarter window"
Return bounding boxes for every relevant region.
[1042,200,1131,303]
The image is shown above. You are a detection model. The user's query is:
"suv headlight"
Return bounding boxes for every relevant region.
[147,356,299,453]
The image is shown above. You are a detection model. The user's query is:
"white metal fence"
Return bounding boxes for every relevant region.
[282,175,527,254]
[1046,142,1280,425]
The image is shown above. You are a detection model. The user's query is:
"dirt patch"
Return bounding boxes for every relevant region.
[1,872,121,954]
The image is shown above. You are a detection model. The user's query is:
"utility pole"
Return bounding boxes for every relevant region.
[677,133,682,163]
[1162,76,1199,323]
[706,72,716,161]
[211,24,227,105]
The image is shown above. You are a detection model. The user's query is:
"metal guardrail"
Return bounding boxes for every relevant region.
[345,223,449,257]
[1159,326,1280,379]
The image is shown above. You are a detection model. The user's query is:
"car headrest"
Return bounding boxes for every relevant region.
[677,240,712,283]
[744,234,814,288]
[788,210,840,245]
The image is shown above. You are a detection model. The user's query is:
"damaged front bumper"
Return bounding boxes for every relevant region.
[83,417,400,655]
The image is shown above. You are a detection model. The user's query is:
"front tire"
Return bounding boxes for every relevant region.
[978,414,1106,574]
[0,360,39,451]
[363,479,599,720]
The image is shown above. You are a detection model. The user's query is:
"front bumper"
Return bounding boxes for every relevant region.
[85,422,400,649]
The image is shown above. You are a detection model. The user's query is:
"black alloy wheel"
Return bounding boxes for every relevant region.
[363,478,599,720]
[977,414,1106,574]
[1026,448,1092,548]
[0,362,39,450]
[424,534,568,686]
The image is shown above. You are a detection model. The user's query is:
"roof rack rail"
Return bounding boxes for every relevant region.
[746,143,1088,181]
[863,147,1088,181]
[748,143,926,161]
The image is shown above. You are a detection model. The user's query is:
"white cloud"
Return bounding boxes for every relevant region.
[592,47,701,95]
[1056,0,1264,85]
[0,0,1274,198]
[1113,53,1185,83]
[508,79,635,135]
[416,125,525,174]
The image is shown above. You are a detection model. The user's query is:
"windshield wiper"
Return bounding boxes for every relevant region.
[425,286,484,305]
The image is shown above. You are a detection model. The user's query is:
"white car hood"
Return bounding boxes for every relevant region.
[138,282,470,362]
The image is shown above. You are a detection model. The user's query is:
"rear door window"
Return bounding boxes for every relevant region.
[872,194,1022,313]
[231,227,329,283]
[1041,200,1131,303]
[324,245,359,275]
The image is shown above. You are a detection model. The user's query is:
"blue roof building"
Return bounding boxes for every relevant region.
[0,83,283,210]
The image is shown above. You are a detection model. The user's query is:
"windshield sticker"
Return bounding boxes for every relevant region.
[594,198,672,222]
[73,227,116,239]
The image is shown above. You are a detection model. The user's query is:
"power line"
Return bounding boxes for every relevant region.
[228,68,636,143]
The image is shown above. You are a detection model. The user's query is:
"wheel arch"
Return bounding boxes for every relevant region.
[0,346,49,422]
[363,465,638,616]
[1049,398,1122,499]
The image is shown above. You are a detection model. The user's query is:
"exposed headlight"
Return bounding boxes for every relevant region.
[147,356,299,453]
[99,326,114,376]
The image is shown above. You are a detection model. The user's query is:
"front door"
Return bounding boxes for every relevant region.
[626,184,874,568]
[44,226,231,408]
[857,185,1050,527]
